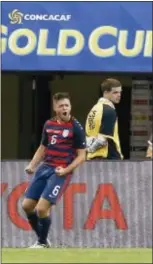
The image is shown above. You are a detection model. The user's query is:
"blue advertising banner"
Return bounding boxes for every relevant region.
[1,2,152,72]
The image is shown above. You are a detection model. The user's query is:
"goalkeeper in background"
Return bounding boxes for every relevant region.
[86,78,123,160]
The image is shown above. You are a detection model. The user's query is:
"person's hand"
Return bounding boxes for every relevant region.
[25,165,35,175]
[55,166,67,176]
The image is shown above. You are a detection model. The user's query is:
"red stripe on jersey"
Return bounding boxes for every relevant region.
[47,120,73,128]
[55,144,72,149]
[47,150,70,157]
[46,159,68,165]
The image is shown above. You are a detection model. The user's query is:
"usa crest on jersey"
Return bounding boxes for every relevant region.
[62,129,69,138]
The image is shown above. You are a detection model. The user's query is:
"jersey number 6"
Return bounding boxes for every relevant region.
[50,135,57,145]
[52,185,61,196]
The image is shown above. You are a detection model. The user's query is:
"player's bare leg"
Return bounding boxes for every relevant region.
[22,198,38,213]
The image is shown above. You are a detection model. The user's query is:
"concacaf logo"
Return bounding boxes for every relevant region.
[8,9,24,24]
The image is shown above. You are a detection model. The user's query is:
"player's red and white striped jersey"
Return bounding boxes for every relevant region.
[41,117,86,167]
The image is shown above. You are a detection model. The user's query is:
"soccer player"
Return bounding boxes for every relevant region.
[22,92,86,248]
[86,78,123,160]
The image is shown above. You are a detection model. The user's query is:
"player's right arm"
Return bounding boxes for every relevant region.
[25,145,46,174]
[25,122,48,174]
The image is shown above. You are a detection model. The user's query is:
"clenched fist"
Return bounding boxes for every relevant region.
[25,165,35,175]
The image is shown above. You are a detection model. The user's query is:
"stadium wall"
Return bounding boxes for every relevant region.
[1,161,152,248]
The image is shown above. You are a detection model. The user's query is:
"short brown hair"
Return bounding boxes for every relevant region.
[53,92,70,101]
[101,78,121,93]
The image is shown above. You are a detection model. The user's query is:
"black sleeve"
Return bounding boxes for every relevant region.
[41,123,48,146]
[100,104,117,136]
[73,120,86,149]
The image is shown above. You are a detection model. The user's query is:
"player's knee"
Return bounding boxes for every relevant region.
[36,206,48,218]
[22,199,34,214]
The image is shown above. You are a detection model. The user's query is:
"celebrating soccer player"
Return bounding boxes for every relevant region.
[22,92,86,248]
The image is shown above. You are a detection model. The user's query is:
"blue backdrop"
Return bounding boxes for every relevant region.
[1,2,152,72]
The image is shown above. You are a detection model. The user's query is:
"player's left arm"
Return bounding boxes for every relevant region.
[62,148,86,175]
[56,121,86,176]
[65,121,86,174]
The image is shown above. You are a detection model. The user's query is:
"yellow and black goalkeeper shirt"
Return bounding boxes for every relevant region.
[85,98,123,160]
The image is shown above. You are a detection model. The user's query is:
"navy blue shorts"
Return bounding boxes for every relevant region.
[25,164,72,204]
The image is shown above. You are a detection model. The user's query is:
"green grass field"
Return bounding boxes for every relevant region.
[2,248,152,263]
